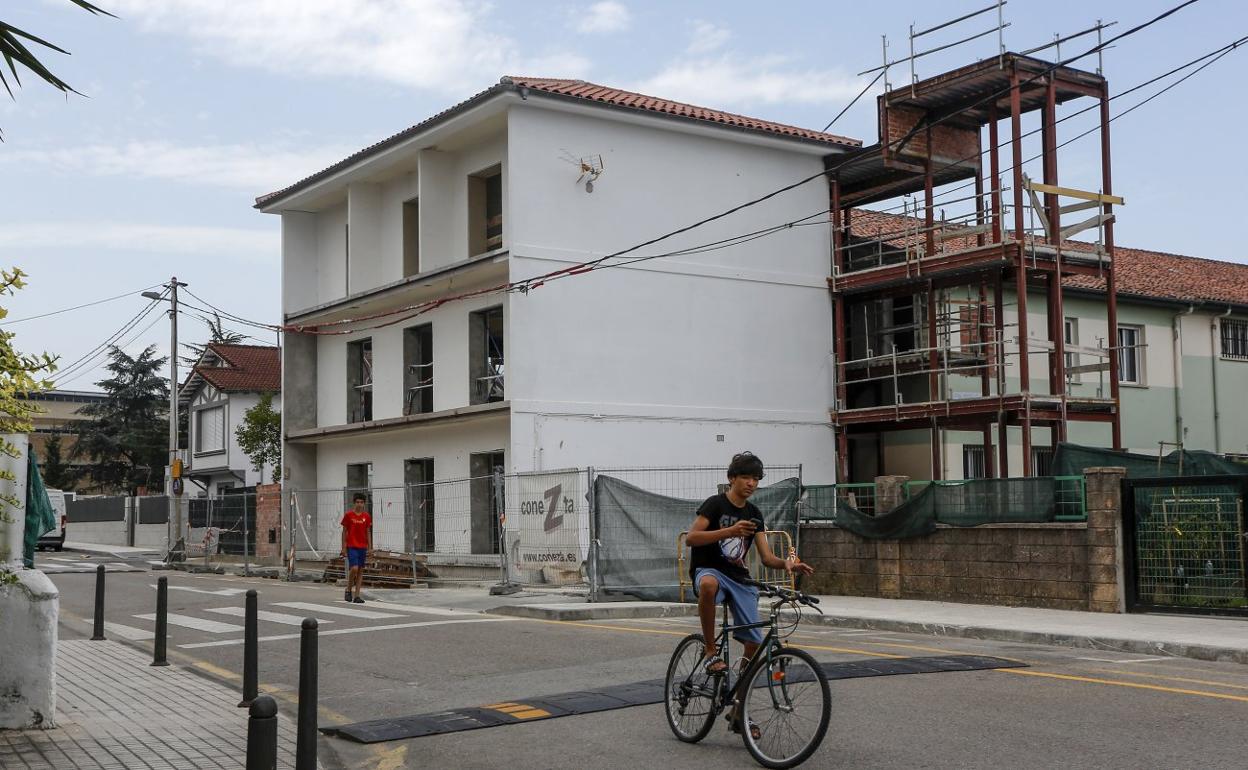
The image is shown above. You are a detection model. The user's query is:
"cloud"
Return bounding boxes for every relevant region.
[574,2,631,34]
[686,20,731,55]
[0,222,277,260]
[106,0,590,92]
[0,141,356,191]
[633,54,866,109]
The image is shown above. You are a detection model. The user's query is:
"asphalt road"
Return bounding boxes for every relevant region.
[49,555,1248,769]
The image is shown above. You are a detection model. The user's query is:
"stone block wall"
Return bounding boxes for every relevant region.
[799,469,1128,612]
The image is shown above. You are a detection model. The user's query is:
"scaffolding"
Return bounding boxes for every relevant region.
[828,43,1122,481]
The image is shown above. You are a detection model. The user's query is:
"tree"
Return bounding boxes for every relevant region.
[235,393,280,484]
[1,3,112,96]
[40,434,76,491]
[0,268,56,581]
[73,345,168,494]
[180,312,246,368]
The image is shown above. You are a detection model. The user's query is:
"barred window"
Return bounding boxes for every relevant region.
[963,445,987,479]
[1222,318,1248,361]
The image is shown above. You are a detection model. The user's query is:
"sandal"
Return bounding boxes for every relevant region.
[703,655,728,675]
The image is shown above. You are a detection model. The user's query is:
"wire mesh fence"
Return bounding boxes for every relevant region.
[1129,480,1246,612]
[187,491,256,569]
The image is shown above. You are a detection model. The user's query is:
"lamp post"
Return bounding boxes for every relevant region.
[143,277,186,559]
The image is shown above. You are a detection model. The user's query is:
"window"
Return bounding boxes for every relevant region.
[403,323,434,415]
[962,445,987,480]
[345,462,373,514]
[468,165,503,256]
[195,405,225,454]
[1221,318,1248,361]
[405,458,434,552]
[1032,446,1054,477]
[1117,325,1143,384]
[403,197,420,277]
[470,451,505,554]
[1064,317,1079,384]
[469,307,504,404]
[347,338,373,422]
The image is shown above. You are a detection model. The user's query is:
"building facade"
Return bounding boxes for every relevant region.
[23,389,107,493]
[178,344,281,495]
[259,76,862,528]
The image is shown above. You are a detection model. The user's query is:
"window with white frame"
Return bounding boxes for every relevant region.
[1117,325,1144,385]
[1221,318,1248,361]
[195,405,225,454]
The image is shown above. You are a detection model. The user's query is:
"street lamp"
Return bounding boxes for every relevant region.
[145,278,186,560]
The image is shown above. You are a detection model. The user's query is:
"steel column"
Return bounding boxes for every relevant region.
[988,102,1002,243]
[1100,83,1122,449]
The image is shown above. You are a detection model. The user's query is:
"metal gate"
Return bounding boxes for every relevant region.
[1122,475,1247,615]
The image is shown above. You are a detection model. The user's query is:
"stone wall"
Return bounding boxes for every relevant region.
[800,468,1127,612]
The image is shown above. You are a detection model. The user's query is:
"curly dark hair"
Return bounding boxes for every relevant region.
[726,451,765,480]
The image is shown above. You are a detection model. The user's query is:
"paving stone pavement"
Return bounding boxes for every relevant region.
[0,640,299,769]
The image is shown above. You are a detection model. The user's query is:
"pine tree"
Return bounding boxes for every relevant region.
[74,345,169,494]
[40,434,77,491]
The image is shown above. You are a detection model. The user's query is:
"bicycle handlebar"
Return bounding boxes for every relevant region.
[742,577,821,608]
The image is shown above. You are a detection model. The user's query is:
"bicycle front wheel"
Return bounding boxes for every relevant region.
[740,647,831,768]
[663,633,720,743]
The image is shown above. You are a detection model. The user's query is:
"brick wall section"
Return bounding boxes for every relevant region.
[254,483,282,562]
[801,471,1127,611]
[882,105,979,165]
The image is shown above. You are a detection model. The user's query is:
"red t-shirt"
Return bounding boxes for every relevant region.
[340,510,372,549]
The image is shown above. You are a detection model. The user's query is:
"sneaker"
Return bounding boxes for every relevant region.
[344,589,352,602]
[353,596,365,604]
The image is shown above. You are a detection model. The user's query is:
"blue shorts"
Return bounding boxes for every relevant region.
[346,547,368,568]
[694,568,764,644]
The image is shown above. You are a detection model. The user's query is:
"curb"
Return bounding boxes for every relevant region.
[488,603,698,622]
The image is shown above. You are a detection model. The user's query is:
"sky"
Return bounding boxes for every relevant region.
[2,0,1245,393]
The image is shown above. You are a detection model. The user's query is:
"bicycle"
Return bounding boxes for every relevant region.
[663,577,831,769]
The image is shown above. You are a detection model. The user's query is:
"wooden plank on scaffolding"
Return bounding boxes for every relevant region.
[1060,213,1114,240]
[1024,180,1124,205]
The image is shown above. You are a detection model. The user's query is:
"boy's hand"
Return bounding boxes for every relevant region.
[728,519,758,538]
[786,559,815,576]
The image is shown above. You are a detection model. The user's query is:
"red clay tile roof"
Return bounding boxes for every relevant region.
[848,209,1248,308]
[256,77,860,208]
[505,77,861,148]
[193,344,280,394]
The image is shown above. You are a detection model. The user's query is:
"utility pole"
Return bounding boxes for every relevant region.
[144,277,187,559]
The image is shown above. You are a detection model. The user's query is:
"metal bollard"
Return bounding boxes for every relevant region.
[245,694,279,770]
[91,564,106,640]
[295,618,318,770]
[151,576,169,666]
[238,589,258,707]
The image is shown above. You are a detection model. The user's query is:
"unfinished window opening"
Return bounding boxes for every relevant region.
[403,323,433,415]
[469,450,505,554]
[345,462,373,515]
[347,338,373,422]
[469,307,504,405]
[1064,317,1080,386]
[403,197,420,277]
[1031,446,1054,477]
[468,165,503,256]
[962,445,987,480]
[1221,318,1248,361]
[405,457,434,552]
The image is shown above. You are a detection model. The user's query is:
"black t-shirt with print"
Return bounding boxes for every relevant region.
[688,493,765,583]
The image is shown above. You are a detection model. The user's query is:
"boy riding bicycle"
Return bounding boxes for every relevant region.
[686,452,814,678]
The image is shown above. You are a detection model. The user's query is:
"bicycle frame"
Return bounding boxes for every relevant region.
[703,600,794,714]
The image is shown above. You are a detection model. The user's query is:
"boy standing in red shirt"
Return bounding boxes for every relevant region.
[340,492,373,603]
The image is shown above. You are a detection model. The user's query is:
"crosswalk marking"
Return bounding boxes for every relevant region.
[42,562,140,574]
[178,617,514,649]
[205,607,333,626]
[272,602,403,620]
[352,600,480,617]
[134,612,244,634]
[150,584,249,597]
[77,619,156,641]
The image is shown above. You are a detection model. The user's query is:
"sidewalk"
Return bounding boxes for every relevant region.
[0,640,299,769]
[368,586,1248,665]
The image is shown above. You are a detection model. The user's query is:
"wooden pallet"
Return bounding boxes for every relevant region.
[323,551,431,588]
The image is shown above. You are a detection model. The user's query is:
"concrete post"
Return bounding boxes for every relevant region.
[873,475,911,599]
[0,433,59,729]
[1083,467,1127,613]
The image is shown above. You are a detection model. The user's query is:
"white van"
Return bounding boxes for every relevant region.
[37,489,67,551]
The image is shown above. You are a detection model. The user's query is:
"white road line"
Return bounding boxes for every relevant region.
[354,600,481,617]
[205,607,333,626]
[46,557,79,563]
[272,602,403,620]
[178,617,514,649]
[134,613,244,633]
[77,619,155,641]
[1076,656,1171,664]
[149,584,248,596]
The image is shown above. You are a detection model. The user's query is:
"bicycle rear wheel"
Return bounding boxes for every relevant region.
[740,647,830,768]
[663,634,720,743]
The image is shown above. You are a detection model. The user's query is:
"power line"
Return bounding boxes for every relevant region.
[181,288,280,332]
[52,295,166,383]
[54,311,168,389]
[822,70,884,133]
[0,283,164,326]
